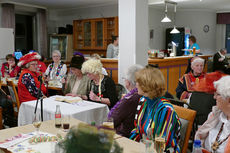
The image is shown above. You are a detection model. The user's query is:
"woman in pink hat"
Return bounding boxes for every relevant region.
[17,52,47,103]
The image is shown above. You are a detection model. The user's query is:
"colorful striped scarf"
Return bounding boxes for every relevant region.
[130,96,181,153]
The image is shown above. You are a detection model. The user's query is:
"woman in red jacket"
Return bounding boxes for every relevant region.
[1,54,20,78]
[17,52,47,103]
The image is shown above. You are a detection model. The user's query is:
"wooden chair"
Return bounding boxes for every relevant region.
[172,104,196,153]
[7,80,20,116]
[0,107,3,129]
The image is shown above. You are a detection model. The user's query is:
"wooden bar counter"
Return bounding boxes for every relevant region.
[101,55,211,95]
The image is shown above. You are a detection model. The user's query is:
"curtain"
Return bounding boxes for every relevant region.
[216,24,226,50]
[1,3,15,30]
[37,8,48,57]
[217,13,230,24]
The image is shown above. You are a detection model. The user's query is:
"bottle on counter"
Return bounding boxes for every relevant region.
[55,105,62,128]
[192,140,202,153]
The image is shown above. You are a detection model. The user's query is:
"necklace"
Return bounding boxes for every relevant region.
[211,123,230,152]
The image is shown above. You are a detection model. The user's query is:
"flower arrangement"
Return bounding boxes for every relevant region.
[60,123,123,153]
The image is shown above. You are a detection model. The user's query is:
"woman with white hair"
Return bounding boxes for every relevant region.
[45,50,67,81]
[176,57,206,100]
[195,76,230,153]
[81,59,118,109]
[108,64,143,137]
[18,52,47,103]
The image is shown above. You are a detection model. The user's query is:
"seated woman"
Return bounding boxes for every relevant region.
[81,59,118,109]
[63,55,91,98]
[108,64,143,137]
[45,50,67,81]
[195,76,230,153]
[18,52,47,103]
[176,57,206,100]
[1,54,20,78]
[130,67,181,153]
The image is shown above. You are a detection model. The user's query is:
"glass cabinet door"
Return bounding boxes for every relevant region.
[83,21,91,48]
[95,20,103,48]
[50,35,67,60]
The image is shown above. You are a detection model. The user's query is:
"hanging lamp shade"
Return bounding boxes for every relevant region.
[161,3,171,23]
[161,15,171,22]
[170,26,180,34]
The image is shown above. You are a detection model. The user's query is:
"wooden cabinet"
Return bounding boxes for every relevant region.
[73,17,118,56]
[49,34,73,61]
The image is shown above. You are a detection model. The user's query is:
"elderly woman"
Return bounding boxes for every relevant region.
[81,59,118,109]
[18,52,47,103]
[1,54,20,78]
[64,55,91,98]
[195,76,230,153]
[130,67,181,153]
[108,64,143,137]
[45,50,67,81]
[176,57,206,100]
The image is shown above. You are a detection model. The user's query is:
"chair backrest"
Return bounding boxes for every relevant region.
[173,104,196,153]
[166,98,190,108]
[115,84,127,101]
[0,107,2,129]
[189,91,216,126]
[7,80,20,115]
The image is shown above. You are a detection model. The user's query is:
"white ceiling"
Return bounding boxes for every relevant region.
[1,0,230,12]
[149,0,230,12]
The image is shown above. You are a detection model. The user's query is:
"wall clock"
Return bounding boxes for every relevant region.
[203,25,209,33]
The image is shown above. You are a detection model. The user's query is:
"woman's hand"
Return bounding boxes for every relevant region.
[89,91,100,101]
[61,78,66,84]
[66,93,77,97]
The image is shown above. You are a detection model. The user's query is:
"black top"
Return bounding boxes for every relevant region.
[213,52,230,74]
[90,75,118,109]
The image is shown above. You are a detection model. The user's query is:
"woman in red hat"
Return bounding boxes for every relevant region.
[17,52,47,103]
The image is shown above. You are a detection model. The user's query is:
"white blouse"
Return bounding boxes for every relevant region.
[204,112,230,153]
[45,62,67,80]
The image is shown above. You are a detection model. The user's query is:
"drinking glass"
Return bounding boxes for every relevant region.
[63,115,70,132]
[32,113,42,136]
[102,117,114,129]
[154,134,166,153]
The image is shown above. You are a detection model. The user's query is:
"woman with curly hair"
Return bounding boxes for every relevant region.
[81,59,118,109]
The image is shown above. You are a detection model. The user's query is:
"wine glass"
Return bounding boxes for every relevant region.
[102,117,114,129]
[154,134,166,153]
[33,113,42,136]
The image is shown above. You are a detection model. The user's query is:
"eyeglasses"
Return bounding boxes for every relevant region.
[214,92,221,97]
[30,63,38,66]
[52,56,60,58]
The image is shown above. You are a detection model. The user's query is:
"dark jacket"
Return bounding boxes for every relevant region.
[109,89,140,137]
[213,52,229,73]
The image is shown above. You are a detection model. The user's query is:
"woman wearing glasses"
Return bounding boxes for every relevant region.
[195,76,230,153]
[45,50,67,81]
[18,52,47,103]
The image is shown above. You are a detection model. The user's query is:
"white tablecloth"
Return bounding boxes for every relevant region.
[18,96,109,126]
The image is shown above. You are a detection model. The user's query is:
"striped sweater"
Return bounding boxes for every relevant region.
[130,96,181,153]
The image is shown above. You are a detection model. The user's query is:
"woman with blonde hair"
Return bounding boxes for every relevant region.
[81,59,118,109]
[130,67,181,153]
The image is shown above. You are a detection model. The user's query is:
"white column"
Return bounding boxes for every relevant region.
[118,0,149,84]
